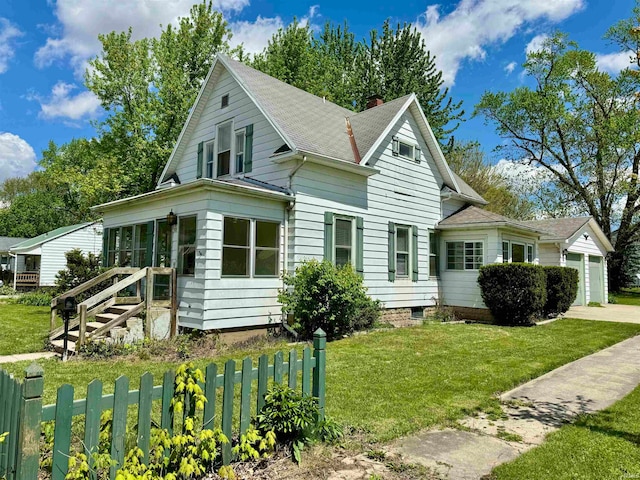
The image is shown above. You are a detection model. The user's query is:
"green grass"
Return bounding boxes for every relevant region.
[0,303,52,355]
[610,288,640,306]
[491,384,640,480]
[3,318,640,443]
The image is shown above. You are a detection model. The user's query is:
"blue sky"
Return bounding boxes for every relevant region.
[0,0,635,183]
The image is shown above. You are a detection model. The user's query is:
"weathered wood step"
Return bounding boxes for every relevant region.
[110,304,140,314]
[95,313,120,323]
[51,339,75,353]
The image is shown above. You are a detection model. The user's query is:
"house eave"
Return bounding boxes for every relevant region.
[93,178,293,212]
[272,150,379,177]
[436,221,543,236]
[440,189,489,206]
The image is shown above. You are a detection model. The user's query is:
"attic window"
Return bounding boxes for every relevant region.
[399,141,413,159]
[221,94,229,108]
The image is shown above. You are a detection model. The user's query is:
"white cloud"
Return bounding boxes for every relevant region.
[35,0,249,75]
[230,5,321,55]
[494,158,551,190]
[504,61,517,74]
[28,82,101,123]
[0,18,23,74]
[525,33,549,54]
[415,0,584,87]
[230,16,285,55]
[596,51,633,74]
[0,133,37,182]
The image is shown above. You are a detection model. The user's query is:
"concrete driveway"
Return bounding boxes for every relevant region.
[565,303,640,323]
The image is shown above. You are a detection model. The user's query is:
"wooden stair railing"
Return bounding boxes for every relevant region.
[50,267,177,354]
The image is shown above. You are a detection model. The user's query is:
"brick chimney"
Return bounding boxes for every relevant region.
[366,95,384,109]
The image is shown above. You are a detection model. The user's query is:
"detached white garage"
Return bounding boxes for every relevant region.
[524,217,614,306]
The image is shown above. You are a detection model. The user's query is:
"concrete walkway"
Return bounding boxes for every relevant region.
[0,351,56,364]
[390,334,640,479]
[565,303,640,323]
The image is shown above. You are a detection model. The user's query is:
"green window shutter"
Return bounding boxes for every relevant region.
[145,221,154,267]
[196,141,204,179]
[324,212,334,261]
[244,124,254,173]
[388,222,395,282]
[356,216,364,276]
[102,228,110,267]
[414,145,421,163]
[412,225,419,282]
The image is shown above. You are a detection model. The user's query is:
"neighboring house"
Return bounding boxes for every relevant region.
[524,217,614,305]
[0,236,28,272]
[9,222,103,288]
[93,54,611,330]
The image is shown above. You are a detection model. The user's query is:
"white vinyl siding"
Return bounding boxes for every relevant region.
[173,69,291,186]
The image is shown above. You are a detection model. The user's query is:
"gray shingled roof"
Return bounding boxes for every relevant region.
[522,217,591,241]
[224,56,356,162]
[443,173,488,205]
[348,94,413,159]
[438,205,544,234]
[0,236,28,252]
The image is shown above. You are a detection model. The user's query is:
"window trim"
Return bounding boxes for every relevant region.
[446,240,484,271]
[429,230,440,278]
[221,216,282,278]
[333,215,356,268]
[235,129,245,175]
[205,139,215,179]
[254,220,280,278]
[177,215,197,276]
[395,225,411,278]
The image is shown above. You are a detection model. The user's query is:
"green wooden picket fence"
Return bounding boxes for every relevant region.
[0,329,327,480]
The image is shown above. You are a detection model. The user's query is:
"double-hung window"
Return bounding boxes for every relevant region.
[396,226,410,277]
[205,140,215,178]
[334,218,354,268]
[527,244,534,263]
[446,241,483,270]
[502,241,535,263]
[429,231,440,277]
[511,243,525,263]
[235,130,245,174]
[216,122,232,177]
[222,217,280,277]
[178,216,197,275]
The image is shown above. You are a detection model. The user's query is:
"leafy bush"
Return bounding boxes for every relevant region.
[55,249,108,299]
[278,259,381,340]
[478,263,547,326]
[543,266,578,317]
[0,285,16,295]
[13,291,53,306]
[256,383,342,463]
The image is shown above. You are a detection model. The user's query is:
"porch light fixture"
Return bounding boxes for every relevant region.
[167,210,178,227]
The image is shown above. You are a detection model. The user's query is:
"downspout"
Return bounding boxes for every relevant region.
[287,155,307,190]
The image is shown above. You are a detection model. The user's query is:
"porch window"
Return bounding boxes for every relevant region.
[155,219,172,268]
[235,130,245,174]
[502,241,509,263]
[446,241,483,270]
[334,218,354,268]
[396,226,410,277]
[255,221,279,276]
[107,228,120,266]
[119,226,133,267]
[527,244,534,263]
[502,241,534,263]
[133,224,148,267]
[222,217,250,276]
[178,216,197,275]
[216,122,232,177]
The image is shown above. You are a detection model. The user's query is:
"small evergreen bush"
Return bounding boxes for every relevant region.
[543,266,578,317]
[55,249,108,300]
[278,259,381,340]
[478,263,547,325]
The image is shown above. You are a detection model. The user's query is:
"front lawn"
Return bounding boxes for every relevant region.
[3,318,640,443]
[0,303,51,355]
[491,384,640,480]
[610,288,640,306]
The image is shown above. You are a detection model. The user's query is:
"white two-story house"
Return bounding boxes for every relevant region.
[94,54,612,331]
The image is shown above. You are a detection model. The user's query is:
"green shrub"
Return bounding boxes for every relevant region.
[543,266,578,317]
[13,291,53,306]
[278,259,381,341]
[0,285,16,295]
[478,263,547,326]
[256,383,342,463]
[55,249,108,300]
